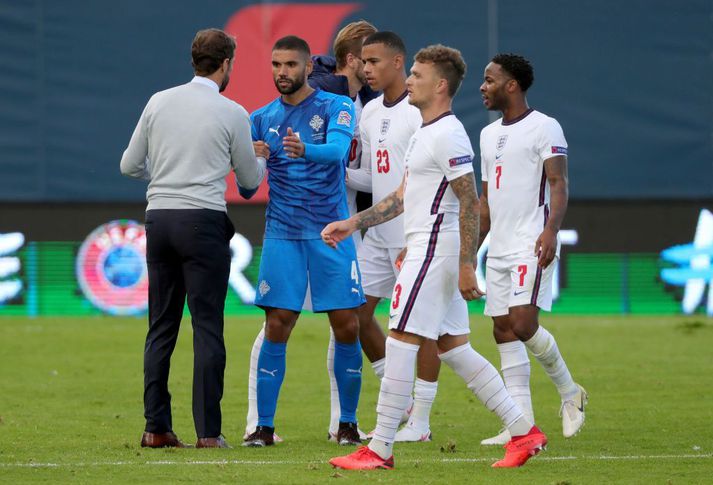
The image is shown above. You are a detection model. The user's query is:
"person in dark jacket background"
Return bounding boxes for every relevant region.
[308,20,380,218]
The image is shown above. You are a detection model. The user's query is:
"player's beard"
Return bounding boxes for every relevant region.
[487,88,508,112]
[274,73,306,95]
[355,68,367,86]
[219,72,230,92]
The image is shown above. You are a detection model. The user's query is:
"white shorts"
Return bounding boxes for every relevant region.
[358,243,402,299]
[387,252,469,340]
[484,252,557,317]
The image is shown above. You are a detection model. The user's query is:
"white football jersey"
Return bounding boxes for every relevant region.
[359,92,422,248]
[480,109,568,258]
[403,112,475,256]
[346,95,364,217]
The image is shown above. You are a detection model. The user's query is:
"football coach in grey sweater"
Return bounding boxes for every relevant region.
[120,28,265,449]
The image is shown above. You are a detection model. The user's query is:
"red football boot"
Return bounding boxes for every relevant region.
[492,426,547,468]
[329,446,394,470]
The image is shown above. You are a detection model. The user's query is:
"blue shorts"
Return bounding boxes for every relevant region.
[255,238,365,312]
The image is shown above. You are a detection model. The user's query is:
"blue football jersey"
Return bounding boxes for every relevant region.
[251,89,355,239]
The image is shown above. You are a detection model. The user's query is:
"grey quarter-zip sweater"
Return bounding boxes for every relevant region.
[120,76,265,212]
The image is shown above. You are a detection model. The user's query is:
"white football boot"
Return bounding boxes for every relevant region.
[394,421,432,442]
[561,384,588,438]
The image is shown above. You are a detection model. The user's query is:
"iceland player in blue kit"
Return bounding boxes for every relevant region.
[242,36,366,447]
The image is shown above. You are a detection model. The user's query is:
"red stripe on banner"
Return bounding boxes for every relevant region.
[397,214,444,331]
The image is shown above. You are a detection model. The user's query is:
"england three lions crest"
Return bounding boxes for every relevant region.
[496,135,508,151]
[380,119,391,136]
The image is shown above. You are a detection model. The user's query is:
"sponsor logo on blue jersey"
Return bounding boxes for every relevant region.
[337,110,352,126]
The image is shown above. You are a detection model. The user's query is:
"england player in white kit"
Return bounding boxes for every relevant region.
[324,45,547,470]
[345,31,443,442]
[479,53,587,445]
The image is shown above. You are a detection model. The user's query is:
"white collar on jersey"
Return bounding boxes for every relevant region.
[190,76,220,92]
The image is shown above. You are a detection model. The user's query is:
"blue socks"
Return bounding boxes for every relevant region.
[256,339,287,428]
[333,340,362,424]
[256,338,361,427]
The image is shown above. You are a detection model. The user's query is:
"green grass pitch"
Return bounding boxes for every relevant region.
[1,314,711,483]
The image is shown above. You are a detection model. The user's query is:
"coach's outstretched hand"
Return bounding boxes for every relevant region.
[253,141,270,158]
[321,219,357,249]
[459,263,485,301]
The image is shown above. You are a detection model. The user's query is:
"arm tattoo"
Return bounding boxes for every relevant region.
[449,173,480,265]
[355,189,404,230]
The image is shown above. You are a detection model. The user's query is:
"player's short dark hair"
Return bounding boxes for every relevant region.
[272,35,311,58]
[414,44,466,97]
[333,20,377,69]
[491,53,534,92]
[363,31,406,56]
[191,28,236,76]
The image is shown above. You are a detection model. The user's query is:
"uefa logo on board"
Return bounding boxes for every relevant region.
[76,220,148,315]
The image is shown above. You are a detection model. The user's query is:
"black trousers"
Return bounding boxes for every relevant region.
[143,209,234,438]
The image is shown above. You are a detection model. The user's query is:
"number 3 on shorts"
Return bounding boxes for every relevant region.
[351,260,359,285]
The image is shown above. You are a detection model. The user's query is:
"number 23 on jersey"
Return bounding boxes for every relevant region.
[376,149,390,173]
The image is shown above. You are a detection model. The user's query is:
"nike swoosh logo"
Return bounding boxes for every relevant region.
[389,314,398,320]
[378,138,386,143]
[513,290,527,296]
[495,153,503,160]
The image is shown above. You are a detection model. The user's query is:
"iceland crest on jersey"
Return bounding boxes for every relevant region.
[309,114,324,131]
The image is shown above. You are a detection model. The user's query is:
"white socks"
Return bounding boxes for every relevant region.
[245,323,265,435]
[525,326,578,400]
[440,343,531,437]
[327,328,341,433]
[368,337,418,459]
[408,378,437,430]
[371,357,385,379]
[498,340,534,422]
